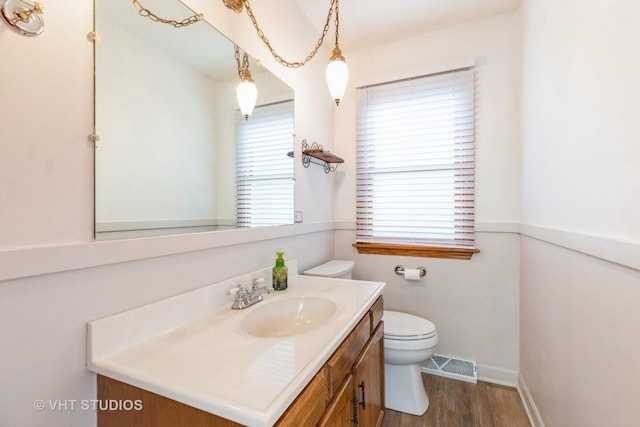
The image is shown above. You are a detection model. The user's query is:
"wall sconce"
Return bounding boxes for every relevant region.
[1,0,44,36]
[235,45,257,120]
[224,0,349,106]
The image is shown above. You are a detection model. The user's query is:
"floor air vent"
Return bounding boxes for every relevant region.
[421,354,477,384]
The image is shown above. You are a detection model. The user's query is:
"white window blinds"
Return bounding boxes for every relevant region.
[356,69,475,249]
[236,100,295,227]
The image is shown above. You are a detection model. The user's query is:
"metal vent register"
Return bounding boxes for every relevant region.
[422,355,478,383]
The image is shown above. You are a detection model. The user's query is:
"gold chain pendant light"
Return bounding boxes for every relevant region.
[129,0,349,105]
[225,0,348,105]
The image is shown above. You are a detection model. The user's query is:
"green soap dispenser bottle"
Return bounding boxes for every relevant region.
[272,252,288,291]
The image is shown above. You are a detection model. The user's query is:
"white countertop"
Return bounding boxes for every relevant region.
[87,262,385,426]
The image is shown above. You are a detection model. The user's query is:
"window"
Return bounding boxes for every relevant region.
[354,69,478,259]
[236,100,295,227]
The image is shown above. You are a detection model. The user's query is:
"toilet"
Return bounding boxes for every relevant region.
[383,310,438,415]
[304,260,439,416]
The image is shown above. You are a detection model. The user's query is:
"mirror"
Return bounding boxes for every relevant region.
[94,0,295,240]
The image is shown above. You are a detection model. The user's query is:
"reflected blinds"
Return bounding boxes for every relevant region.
[356,69,475,248]
[236,100,295,227]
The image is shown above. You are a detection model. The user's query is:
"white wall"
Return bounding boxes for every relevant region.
[520,1,640,240]
[519,237,640,427]
[0,1,337,426]
[519,0,640,425]
[334,12,522,384]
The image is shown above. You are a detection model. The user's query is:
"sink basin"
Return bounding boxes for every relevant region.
[241,297,337,338]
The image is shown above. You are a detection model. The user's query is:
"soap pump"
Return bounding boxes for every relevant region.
[272,252,288,291]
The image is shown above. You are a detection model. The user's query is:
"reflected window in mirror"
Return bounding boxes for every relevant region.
[236,101,295,227]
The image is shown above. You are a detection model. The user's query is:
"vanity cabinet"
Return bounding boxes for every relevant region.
[279,296,384,427]
[97,296,384,427]
[324,297,384,427]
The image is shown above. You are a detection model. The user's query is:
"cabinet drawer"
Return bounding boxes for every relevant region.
[369,296,383,331]
[325,313,370,399]
[276,369,326,426]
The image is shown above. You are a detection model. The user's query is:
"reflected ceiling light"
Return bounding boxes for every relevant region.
[235,45,257,120]
[224,0,348,106]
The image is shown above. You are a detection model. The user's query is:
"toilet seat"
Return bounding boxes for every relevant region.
[383,310,437,341]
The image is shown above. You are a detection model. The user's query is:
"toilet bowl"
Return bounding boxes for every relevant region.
[383,310,438,416]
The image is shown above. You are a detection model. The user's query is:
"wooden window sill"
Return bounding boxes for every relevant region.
[353,242,479,260]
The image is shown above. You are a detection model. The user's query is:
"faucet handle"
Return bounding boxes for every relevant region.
[252,277,265,289]
[252,277,272,294]
[226,284,247,296]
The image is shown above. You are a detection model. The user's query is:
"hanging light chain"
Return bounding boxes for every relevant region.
[240,0,338,68]
[334,0,340,48]
[130,0,343,68]
[234,45,251,79]
[132,0,203,28]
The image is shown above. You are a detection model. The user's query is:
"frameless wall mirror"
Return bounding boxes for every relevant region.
[94,0,295,240]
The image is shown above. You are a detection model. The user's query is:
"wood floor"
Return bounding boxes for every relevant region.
[381,374,531,427]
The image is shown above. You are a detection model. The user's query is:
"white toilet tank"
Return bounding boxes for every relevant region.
[303,260,355,279]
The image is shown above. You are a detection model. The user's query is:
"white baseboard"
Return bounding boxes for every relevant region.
[476,364,518,387]
[518,373,545,427]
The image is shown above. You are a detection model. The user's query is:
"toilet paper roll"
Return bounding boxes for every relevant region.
[403,268,421,281]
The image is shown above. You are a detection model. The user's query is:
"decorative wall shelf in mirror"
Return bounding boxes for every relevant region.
[94,0,295,240]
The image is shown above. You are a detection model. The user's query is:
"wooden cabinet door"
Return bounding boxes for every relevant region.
[352,322,384,427]
[318,374,354,427]
[276,369,327,427]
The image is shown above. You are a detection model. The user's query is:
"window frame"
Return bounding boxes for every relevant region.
[354,68,479,260]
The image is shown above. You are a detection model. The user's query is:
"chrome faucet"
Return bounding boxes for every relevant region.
[226,278,272,310]
[248,277,272,305]
[226,284,250,310]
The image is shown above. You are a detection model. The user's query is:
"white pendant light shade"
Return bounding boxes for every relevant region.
[326,47,348,106]
[237,79,257,120]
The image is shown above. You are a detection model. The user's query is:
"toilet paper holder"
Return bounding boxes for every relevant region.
[394,265,427,277]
